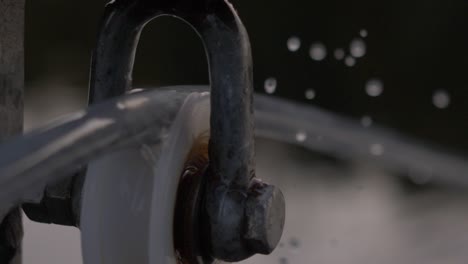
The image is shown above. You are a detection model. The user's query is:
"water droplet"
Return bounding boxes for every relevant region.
[279,257,289,264]
[287,36,301,52]
[305,89,316,100]
[365,78,384,97]
[360,29,368,38]
[264,78,277,94]
[289,237,301,248]
[369,143,384,156]
[334,48,345,60]
[361,116,373,127]
[296,131,307,142]
[309,42,327,61]
[344,56,356,67]
[350,38,366,58]
[432,90,450,109]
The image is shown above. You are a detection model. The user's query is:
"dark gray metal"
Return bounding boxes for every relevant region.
[88,0,256,190]
[244,179,285,255]
[0,1,25,263]
[88,0,284,262]
[23,170,84,226]
[22,0,285,261]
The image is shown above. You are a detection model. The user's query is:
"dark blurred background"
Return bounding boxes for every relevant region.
[25,0,468,153]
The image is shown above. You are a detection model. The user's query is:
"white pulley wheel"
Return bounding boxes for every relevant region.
[81,92,210,264]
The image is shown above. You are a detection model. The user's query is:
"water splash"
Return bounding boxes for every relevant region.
[361,116,373,128]
[305,89,316,100]
[345,56,356,67]
[365,78,384,97]
[287,36,301,52]
[334,48,345,60]
[264,78,278,94]
[432,90,450,109]
[289,237,301,249]
[309,42,327,61]
[296,131,307,142]
[360,29,368,38]
[350,38,366,58]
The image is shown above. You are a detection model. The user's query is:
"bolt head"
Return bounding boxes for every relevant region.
[244,180,285,255]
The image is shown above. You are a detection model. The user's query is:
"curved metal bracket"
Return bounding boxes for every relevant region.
[89,0,261,261]
[90,0,255,191]
[20,0,284,261]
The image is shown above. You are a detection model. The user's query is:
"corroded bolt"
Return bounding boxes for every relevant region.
[206,178,285,262]
[244,179,286,255]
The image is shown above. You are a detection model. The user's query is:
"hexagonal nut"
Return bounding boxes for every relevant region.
[23,169,86,227]
[243,179,285,255]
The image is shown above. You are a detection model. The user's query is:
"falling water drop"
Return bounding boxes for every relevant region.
[350,38,366,58]
[432,90,450,109]
[287,36,301,52]
[334,48,345,60]
[344,56,356,67]
[264,78,277,94]
[296,131,307,142]
[370,143,384,156]
[289,237,301,249]
[360,29,368,38]
[361,116,373,127]
[309,42,327,61]
[305,89,316,100]
[365,78,384,97]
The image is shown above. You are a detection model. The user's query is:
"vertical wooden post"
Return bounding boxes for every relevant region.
[0,0,25,263]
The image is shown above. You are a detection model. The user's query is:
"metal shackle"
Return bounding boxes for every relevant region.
[89,0,285,261]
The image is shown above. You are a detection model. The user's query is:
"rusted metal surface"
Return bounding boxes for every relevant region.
[244,179,285,255]
[19,0,285,261]
[0,1,25,263]
[89,0,284,261]
[21,0,285,261]
[173,136,213,264]
[89,0,256,192]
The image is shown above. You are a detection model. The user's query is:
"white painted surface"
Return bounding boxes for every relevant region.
[81,92,210,264]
